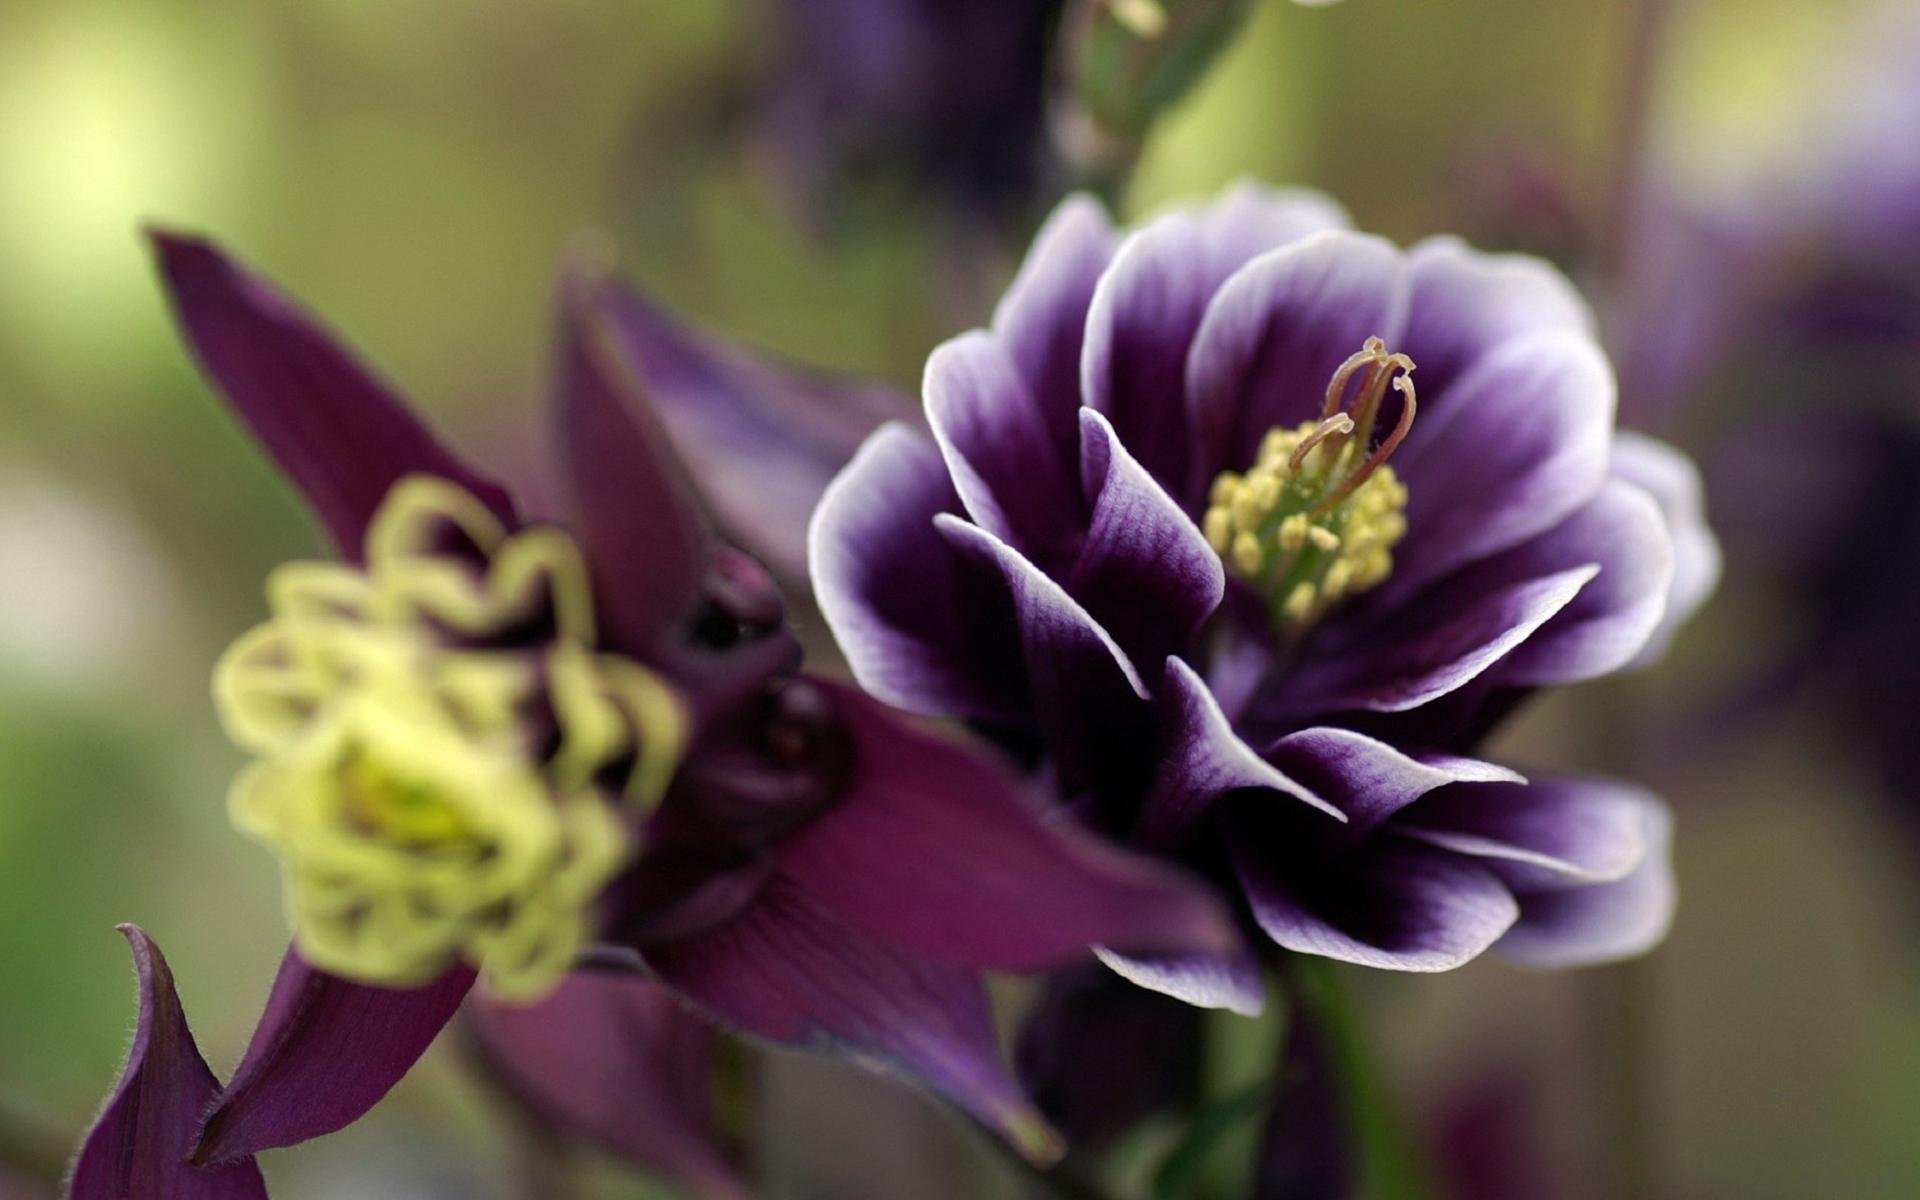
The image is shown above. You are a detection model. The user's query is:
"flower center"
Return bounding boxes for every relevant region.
[214,477,685,1001]
[1203,337,1416,631]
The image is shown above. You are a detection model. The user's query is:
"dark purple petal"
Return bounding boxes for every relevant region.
[1138,658,1337,848]
[149,232,514,561]
[1066,409,1224,672]
[1081,186,1348,494]
[1236,839,1519,972]
[1497,790,1675,968]
[1186,231,1409,484]
[1283,566,1594,715]
[1384,329,1616,601]
[647,875,1064,1164]
[776,678,1240,969]
[1394,777,1651,893]
[1264,727,1524,833]
[1489,481,1674,687]
[1252,981,1351,1200]
[1398,236,1594,403]
[70,927,269,1200]
[809,424,1027,723]
[599,279,912,582]
[1608,432,1721,667]
[925,330,1084,562]
[467,971,744,1200]
[1091,946,1267,1016]
[195,951,474,1163]
[553,285,714,657]
[990,194,1119,455]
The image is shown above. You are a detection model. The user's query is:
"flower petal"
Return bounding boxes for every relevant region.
[1263,726,1525,833]
[925,329,1084,561]
[1399,236,1594,402]
[1393,776,1652,892]
[553,286,714,656]
[1066,409,1224,673]
[149,232,515,561]
[1091,946,1267,1016]
[70,927,269,1200]
[195,951,474,1162]
[810,424,1028,723]
[1497,793,1676,968]
[776,678,1239,970]
[1236,838,1519,972]
[990,193,1119,451]
[1186,230,1409,484]
[468,971,745,1200]
[1608,431,1721,667]
[647,876,1063,1164]
[599,279,911,582]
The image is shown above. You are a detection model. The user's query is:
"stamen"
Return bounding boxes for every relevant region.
[1311,368,1417,516]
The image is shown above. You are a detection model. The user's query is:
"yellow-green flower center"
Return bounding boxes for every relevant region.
[213,477,685,1001]
[1203,337,1416,632]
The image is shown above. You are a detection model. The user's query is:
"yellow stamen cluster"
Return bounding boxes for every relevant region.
[1203,337,1416,632]
[214,477,685,1001]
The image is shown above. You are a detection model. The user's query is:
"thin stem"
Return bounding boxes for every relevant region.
[1596,0,1681,334]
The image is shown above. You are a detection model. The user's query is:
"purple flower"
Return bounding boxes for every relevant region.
[69,232,1242,1198]
[809,184,1713,1008]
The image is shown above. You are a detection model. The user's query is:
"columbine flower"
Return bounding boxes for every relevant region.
[70,231,1242,1198]
[809,184,1716,1008]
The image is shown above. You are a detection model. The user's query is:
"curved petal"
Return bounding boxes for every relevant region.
[1497,795,1675,968]
[467,971,745,1200]
[990,193,1119,451]
[553,286,714,656]
[1399,236,1594,403]
[1066,409,1224,673]
[195,952,474,1162]
[1080,186,1348,494]
[597,279,912,582]
[1385,329,1617,600]
[150,232,515,560]
[1091,946,1266,1016]
[1489,480,1675,687]
[1393,776,1652,892]
[1137,657,1337,848]
[647,876,1063,1164]
[809,424,1027,723]
[777,678,1239,970]
[1186,230,1410,484]
[70,927,269,1200]
[1236,838,1519,972]
[1264,727,1524,833]
[1608,431,1721,667]
[925,330,1084,561]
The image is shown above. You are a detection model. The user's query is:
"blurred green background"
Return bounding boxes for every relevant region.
[2,1,1915,1197]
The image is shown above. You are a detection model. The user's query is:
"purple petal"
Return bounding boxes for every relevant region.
[1394,776,1652,892]
[1285,566,1594,715]
[149,232,516,561]
[776,678,1239,970]
[196,951,474,1162]
[1264,726,1525,833]
[1497,790,1675,968]
[599,279,911,582]
[809,424,1027,723]
[70,927,269,1200]
[647,875,1064,1164]
[1080,186,1347,494]
[1065,409,1224,673]
[925,330,1084,562]
[990,193,1119,455]
[1609,432,1721,667]
[1091,946,1267,1016]
[468,972,745,1200]
[1236,838,1519,972]
[1385,329,1617,600]
[1489,480,1675,687]
[1399,236,1594,402]
[553,284,714,657]
[1186,231,1409,484]
[1138,657,1337,848]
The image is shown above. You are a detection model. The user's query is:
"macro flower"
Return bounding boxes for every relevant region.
[69,231,1244,1198]
[807,184,1715,1007]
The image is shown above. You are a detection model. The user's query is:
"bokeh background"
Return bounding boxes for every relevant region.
[2,2,1916,1197]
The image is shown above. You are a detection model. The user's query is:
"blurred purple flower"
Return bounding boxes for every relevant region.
[807,184,1712,1010]
[69,231,1243,1198]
